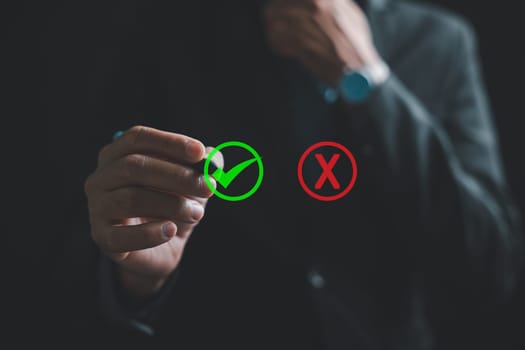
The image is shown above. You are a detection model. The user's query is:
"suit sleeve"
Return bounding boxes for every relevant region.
[345,22,523,305]
[97,255,179,336]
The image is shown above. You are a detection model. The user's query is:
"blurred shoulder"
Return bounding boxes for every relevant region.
[382,0,476,46]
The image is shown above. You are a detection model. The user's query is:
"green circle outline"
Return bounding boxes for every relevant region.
[204,141,264,202]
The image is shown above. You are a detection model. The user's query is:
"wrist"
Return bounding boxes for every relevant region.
[118,268,168,300]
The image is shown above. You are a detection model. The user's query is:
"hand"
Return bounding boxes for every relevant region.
[264,0,382,85]
[84,126,223,298]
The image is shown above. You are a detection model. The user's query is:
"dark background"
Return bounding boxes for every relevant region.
[5,0,525,346]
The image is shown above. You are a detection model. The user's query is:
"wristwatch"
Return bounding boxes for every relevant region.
[339,61,390,103]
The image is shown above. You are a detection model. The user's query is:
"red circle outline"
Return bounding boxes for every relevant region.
[297,141,358,201]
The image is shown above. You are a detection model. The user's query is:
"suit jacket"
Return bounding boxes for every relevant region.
[27,0,522,349]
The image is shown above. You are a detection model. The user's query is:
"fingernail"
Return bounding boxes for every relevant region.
[185,140,203,159]
[191,202,204,221]
[161,222,176,239]
[197,175,215,197]
[208,176,217,190]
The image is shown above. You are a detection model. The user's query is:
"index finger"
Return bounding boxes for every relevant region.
[98,126,205,168]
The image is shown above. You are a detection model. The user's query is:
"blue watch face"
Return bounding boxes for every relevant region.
[340,71,371,103]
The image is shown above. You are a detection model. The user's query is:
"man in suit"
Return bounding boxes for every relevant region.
[42,0,522,348]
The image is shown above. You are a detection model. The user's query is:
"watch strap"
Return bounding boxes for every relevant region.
[360,60,390,87]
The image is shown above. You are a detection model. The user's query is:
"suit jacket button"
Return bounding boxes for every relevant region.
[307,269,326,289]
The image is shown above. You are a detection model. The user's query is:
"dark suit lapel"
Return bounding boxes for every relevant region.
[366,0,394,65]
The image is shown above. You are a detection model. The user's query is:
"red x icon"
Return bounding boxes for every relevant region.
[314,154,341,190]
[297,141,358,201]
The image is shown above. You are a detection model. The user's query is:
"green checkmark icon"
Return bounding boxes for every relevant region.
[203,141,264,202]
[213,158,258,188]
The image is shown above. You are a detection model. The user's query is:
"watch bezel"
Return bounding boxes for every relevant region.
[339,69,373,103]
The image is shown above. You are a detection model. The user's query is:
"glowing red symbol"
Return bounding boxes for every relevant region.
[297,141,357,202]
[314,153,341,190]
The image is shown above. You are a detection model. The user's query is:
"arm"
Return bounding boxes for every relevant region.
[351,30,523,301]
